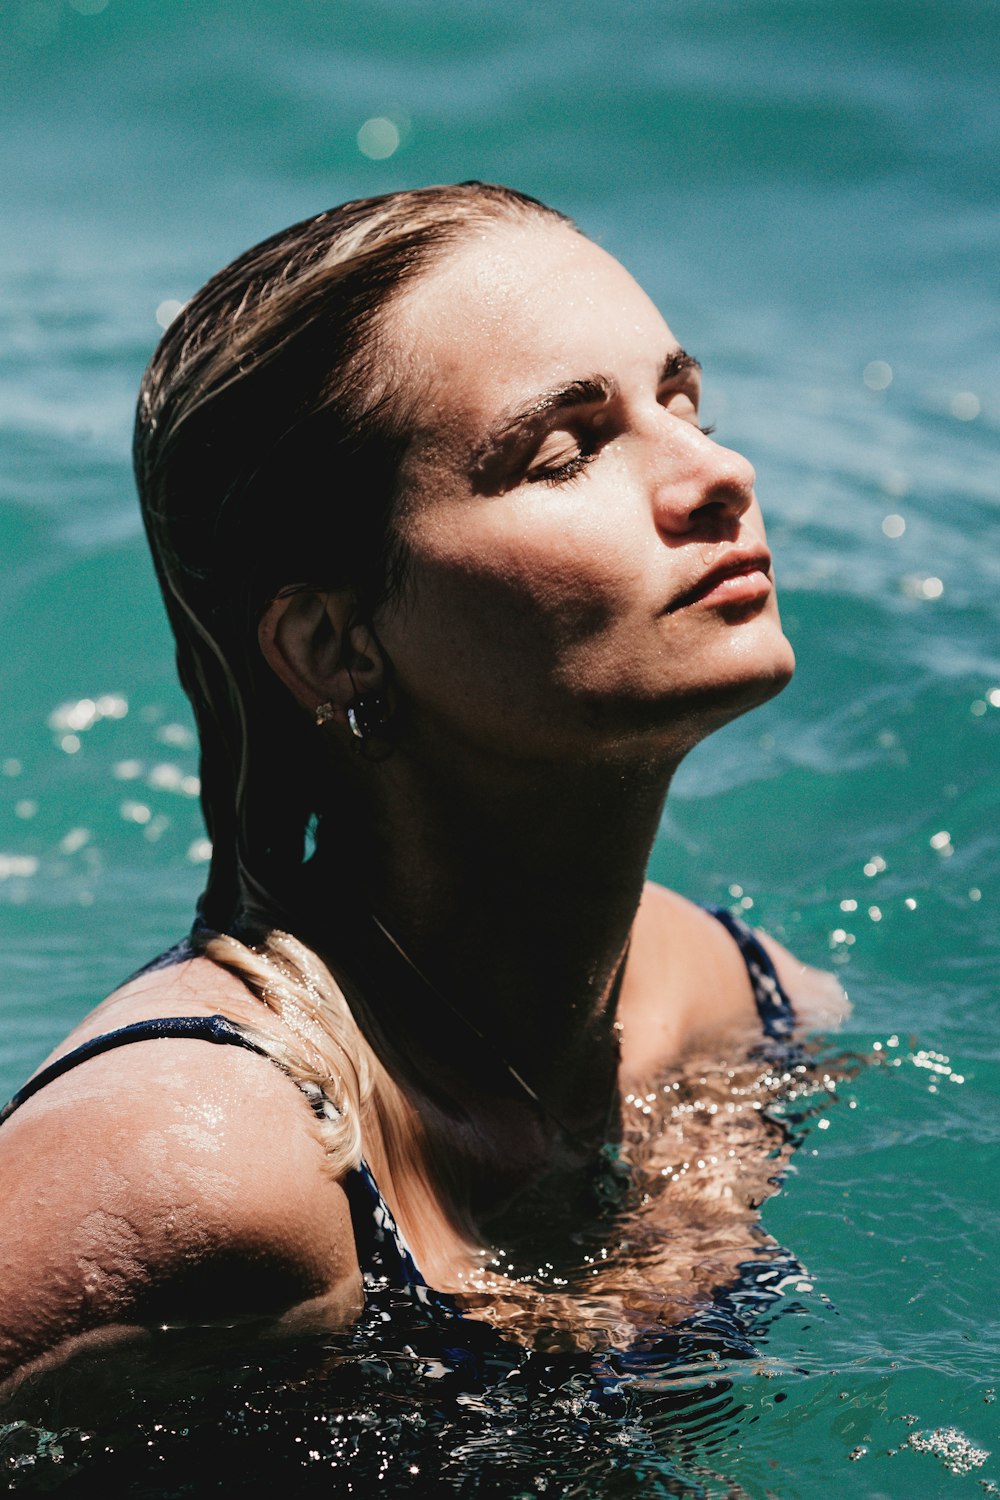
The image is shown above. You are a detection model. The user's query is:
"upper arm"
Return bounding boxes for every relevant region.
[0,1038,363,1381]
[628,884,850,1067]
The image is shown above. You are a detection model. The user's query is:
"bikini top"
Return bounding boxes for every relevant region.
[0,906,794,1313]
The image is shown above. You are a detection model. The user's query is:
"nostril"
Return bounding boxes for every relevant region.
[690,496,745,543]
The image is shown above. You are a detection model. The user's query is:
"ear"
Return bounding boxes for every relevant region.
[258,587,384,723]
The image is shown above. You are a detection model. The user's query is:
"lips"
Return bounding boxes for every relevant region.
[665,549,773,612]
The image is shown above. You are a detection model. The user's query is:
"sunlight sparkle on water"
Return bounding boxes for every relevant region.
[120,800,152,825]
[48,695,128,735]
[157,722,195,749]
[901,575,944,600]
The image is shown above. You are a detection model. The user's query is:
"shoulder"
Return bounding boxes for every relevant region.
[0,956,362,1378]
[753,927,852,1031]
[622,884,849,1067]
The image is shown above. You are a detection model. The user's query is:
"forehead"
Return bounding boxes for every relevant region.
[391,221,677,436]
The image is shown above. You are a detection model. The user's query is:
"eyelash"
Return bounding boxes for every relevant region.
[528,451,596,487]
[527,419,717,487]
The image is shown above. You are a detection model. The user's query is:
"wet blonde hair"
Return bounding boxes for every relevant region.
[134,183,572,1185]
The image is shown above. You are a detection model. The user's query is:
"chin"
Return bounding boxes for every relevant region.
[716,625,796,708]
[657,628,796,745]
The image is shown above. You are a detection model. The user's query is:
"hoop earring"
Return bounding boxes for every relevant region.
[346,694,388,741]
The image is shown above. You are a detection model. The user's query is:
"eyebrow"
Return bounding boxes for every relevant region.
[471,348,702,477]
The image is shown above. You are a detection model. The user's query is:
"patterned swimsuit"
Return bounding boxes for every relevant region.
[0,905,794,1308]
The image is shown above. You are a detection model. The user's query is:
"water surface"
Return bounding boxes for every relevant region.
[1,0,998,1493]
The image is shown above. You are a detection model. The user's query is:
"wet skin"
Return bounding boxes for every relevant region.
[376,220,795,766]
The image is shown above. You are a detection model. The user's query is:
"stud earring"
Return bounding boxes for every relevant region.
[314,701,339,727]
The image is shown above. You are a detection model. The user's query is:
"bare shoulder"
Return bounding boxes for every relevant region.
[753,927,852,1030]
[623,883,849,1069]
[0,959,362,1379]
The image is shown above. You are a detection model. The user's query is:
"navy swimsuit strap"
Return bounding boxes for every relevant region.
[0,1013,266,1127]
[703,904,796,1040]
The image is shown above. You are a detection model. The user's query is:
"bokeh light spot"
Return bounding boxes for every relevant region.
[59,828,90,855]
[155,299,185,330]
[357,117,401,160]
[863,361,893,391]
[950,391,980,422]
[120,800,152,825]
[902,575,944,600]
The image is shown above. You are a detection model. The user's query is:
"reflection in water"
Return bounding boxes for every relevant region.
[0,1042,857,1496]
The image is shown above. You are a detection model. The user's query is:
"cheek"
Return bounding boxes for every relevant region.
[395,511,646,675]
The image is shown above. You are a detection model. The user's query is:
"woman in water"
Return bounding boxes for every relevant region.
[0,182,844,1383]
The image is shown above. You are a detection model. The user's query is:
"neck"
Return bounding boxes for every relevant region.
[321,739,681,1148]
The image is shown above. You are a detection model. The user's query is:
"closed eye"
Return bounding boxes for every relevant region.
[526,451,597,486]
[525,431,598,486]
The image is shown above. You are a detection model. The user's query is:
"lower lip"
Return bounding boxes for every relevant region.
[687,569,772,607]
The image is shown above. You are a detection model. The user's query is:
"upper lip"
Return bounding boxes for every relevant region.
[664,548,772,612]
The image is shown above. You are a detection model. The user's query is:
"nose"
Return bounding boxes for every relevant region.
[649,425,756,539]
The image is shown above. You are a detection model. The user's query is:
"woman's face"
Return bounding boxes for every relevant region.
[376,220,795,764]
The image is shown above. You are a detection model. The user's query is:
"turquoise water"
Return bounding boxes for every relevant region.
[1,0,998,1493]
